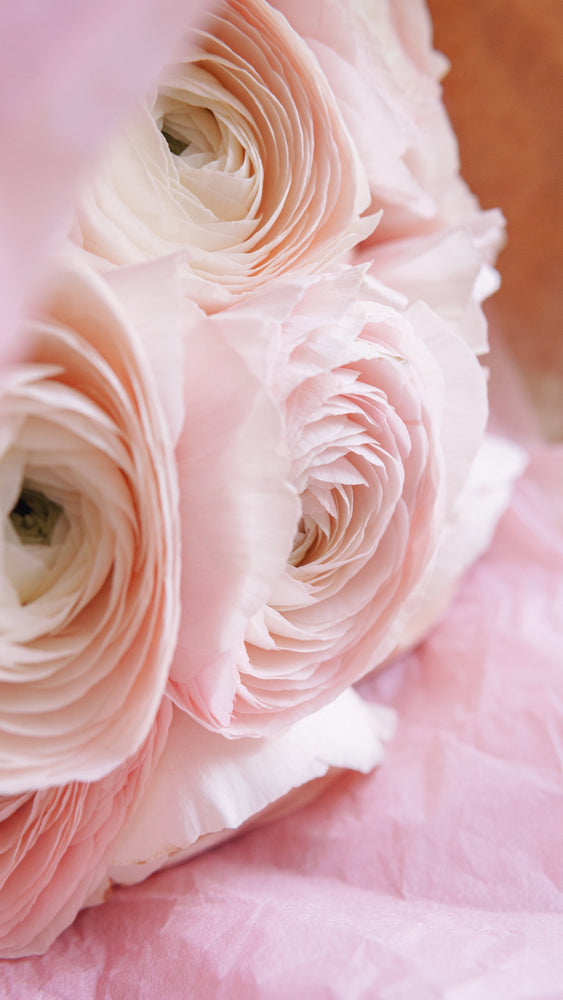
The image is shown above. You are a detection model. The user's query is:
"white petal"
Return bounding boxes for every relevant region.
[105,690,394,886]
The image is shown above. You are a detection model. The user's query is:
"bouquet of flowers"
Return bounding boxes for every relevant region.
[0,0,524,958]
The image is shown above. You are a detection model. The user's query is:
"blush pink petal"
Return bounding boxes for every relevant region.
[0,0,211,363]
[356,209,506,355]
[390,433,528,658]
[103,690,395,889]
[168,314,299,729]
[271,0,478,241]
[106,255,198,447]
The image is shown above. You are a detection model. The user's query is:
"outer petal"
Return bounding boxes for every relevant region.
[0,701,171,959]
[168,315,299,729]
[357,210,505,355]
[106,254,198,447]
[0,0,211,362]
[271,0,478,241]
[103,690,395,888]
[389,433,528,658]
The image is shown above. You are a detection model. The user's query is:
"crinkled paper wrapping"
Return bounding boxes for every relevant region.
[1,439,561,998]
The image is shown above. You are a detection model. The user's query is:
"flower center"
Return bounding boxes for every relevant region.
[289,508,327,569]
[161,129,189,156]
[9,486,64,547]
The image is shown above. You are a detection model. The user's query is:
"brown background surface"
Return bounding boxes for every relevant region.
[427,0,563,439]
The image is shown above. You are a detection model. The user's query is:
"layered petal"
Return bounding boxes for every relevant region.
[169,268,488,735]
[357,210,505,355]
[391,433,528,659]
[75,0,375,311]
[0,256,182,792]
[169,309,299,727]
[0,700,171,959]
[271,0,479,241]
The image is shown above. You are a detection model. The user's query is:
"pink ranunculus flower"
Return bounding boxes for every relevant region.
[0,700,172,959]
[0,253,183,793]
[74,0,375,312]
[271,0,480,243]
[168,266,489,736]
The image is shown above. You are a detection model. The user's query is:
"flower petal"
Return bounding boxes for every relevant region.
[0,255,181,792]
[105,690,395,887]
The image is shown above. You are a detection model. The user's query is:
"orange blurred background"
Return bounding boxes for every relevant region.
[427,0,563,439]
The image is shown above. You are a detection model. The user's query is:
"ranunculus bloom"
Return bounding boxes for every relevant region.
[168,267,489,735]
[271,0,479,242]
[74,0,374,311]
[0,255,182,793]
[0,701,171,959]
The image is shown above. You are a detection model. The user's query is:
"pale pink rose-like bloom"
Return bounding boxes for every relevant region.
[271,0,479,243]
[74,0,375,311]
[0,701,172,960]
[168,267,489,736]
[0,255,183,793]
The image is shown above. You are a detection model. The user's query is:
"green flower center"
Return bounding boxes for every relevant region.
[161,129,189,156]
[9,487,64,546]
